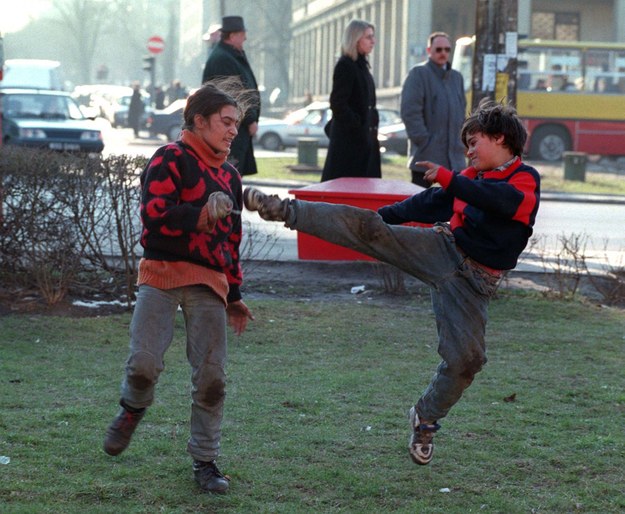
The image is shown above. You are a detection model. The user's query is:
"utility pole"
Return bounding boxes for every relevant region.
[471,0,518,110]
[0,33,4,150]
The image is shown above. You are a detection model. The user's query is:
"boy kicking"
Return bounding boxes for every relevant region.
[243,99,540,465]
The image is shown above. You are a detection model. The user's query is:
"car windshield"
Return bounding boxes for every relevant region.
[3,93,84,120]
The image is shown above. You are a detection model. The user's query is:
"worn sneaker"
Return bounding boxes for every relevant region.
[103,400,146,456]
[243,187,290,221]
[408,406,440,465]
[193,460,230,494]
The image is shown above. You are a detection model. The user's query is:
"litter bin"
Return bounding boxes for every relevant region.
[563,151,587,182]
[297,137,318,167]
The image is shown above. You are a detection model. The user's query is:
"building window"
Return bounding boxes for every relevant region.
[532,11,580,41]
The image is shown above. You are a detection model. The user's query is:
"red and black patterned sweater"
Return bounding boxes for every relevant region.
[139,137,243,302]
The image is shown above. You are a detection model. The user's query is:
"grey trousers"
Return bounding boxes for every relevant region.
[287,200,501,422]
[121,284,227,461]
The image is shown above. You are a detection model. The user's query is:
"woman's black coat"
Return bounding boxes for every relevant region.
[321,54,381,182]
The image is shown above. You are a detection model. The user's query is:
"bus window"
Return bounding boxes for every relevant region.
[453,37,625,161]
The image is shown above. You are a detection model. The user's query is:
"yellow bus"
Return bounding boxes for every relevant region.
[453,37,625,161]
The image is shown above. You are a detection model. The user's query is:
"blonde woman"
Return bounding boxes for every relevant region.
[321,19,381,182]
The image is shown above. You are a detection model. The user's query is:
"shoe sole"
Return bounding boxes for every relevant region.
[243,187,261,211]
[408,407,434,465]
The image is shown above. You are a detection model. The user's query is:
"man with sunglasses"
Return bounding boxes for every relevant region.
[401,32,466,187]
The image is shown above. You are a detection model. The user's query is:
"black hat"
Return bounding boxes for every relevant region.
[221,16,246,33]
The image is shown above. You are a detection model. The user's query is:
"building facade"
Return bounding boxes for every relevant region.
[289,0,625,108]
[175,0,625,110]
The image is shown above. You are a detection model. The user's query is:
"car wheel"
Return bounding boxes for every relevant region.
[260,132,283,151]
[529,125,571,161]
[168,126,182,142]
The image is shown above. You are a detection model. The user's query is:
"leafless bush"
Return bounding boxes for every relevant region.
[582,241,625,306]
[0,147,145,306]
[525,232,625,306]
[240,220,283,276]
[374,263,407,295]
[530,233,588,299]
[55,153,145,307]
[0,148,85,304]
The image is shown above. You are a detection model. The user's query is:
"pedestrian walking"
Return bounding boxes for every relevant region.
[202,16,260,177]
[154,86,166,109]
[128,82,145,138]
[321,19,381,182]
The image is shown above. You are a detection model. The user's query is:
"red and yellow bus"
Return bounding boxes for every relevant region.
[453,37,625,161]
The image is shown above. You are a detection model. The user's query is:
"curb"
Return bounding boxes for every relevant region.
[540,192,625,205]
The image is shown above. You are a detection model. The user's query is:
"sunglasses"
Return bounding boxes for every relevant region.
[434,47,451,53]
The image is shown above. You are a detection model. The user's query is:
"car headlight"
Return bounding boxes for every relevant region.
[19,128,47,139]
[378,134,389,142]
[80,131,102,141]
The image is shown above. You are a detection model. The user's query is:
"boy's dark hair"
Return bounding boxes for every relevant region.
[461,99,527,157]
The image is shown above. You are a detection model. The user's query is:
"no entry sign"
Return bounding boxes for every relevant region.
[147,35,165,54]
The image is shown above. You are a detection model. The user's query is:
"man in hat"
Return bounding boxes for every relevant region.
[202,23,221,60]
[202,16,261,176]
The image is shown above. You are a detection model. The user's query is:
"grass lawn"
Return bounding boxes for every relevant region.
[1,290,624,512]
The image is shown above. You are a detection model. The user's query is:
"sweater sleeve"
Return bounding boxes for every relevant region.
[378,186,454,225]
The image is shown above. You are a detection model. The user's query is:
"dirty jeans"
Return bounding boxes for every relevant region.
[121,284,227,461]
[286,201,501,422]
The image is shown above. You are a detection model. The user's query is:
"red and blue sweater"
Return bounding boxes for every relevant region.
[378,158,540,270]
[139,132,243,302]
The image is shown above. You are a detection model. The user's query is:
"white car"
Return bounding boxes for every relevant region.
[255,101,401,151]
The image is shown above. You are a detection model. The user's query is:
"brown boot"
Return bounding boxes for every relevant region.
[103,400,146,456]
[193,460,230,494]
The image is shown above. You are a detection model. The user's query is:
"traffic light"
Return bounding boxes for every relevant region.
[0,34,4,82]
[142,56,155,72]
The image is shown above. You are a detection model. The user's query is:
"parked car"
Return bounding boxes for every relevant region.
[1,88,104,153]
[378,122,408,156]
[145,98,186,141]
[254,101,402,151]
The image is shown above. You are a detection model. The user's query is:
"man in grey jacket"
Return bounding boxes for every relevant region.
[401,32,466,187]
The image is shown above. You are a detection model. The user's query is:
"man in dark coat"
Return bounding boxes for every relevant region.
[202,16,260,176]
[128,82,145,138]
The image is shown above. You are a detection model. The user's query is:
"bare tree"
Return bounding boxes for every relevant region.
[49,0,117,83]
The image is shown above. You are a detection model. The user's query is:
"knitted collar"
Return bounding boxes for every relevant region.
[477,156,519,179]
[181,129,227,169]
